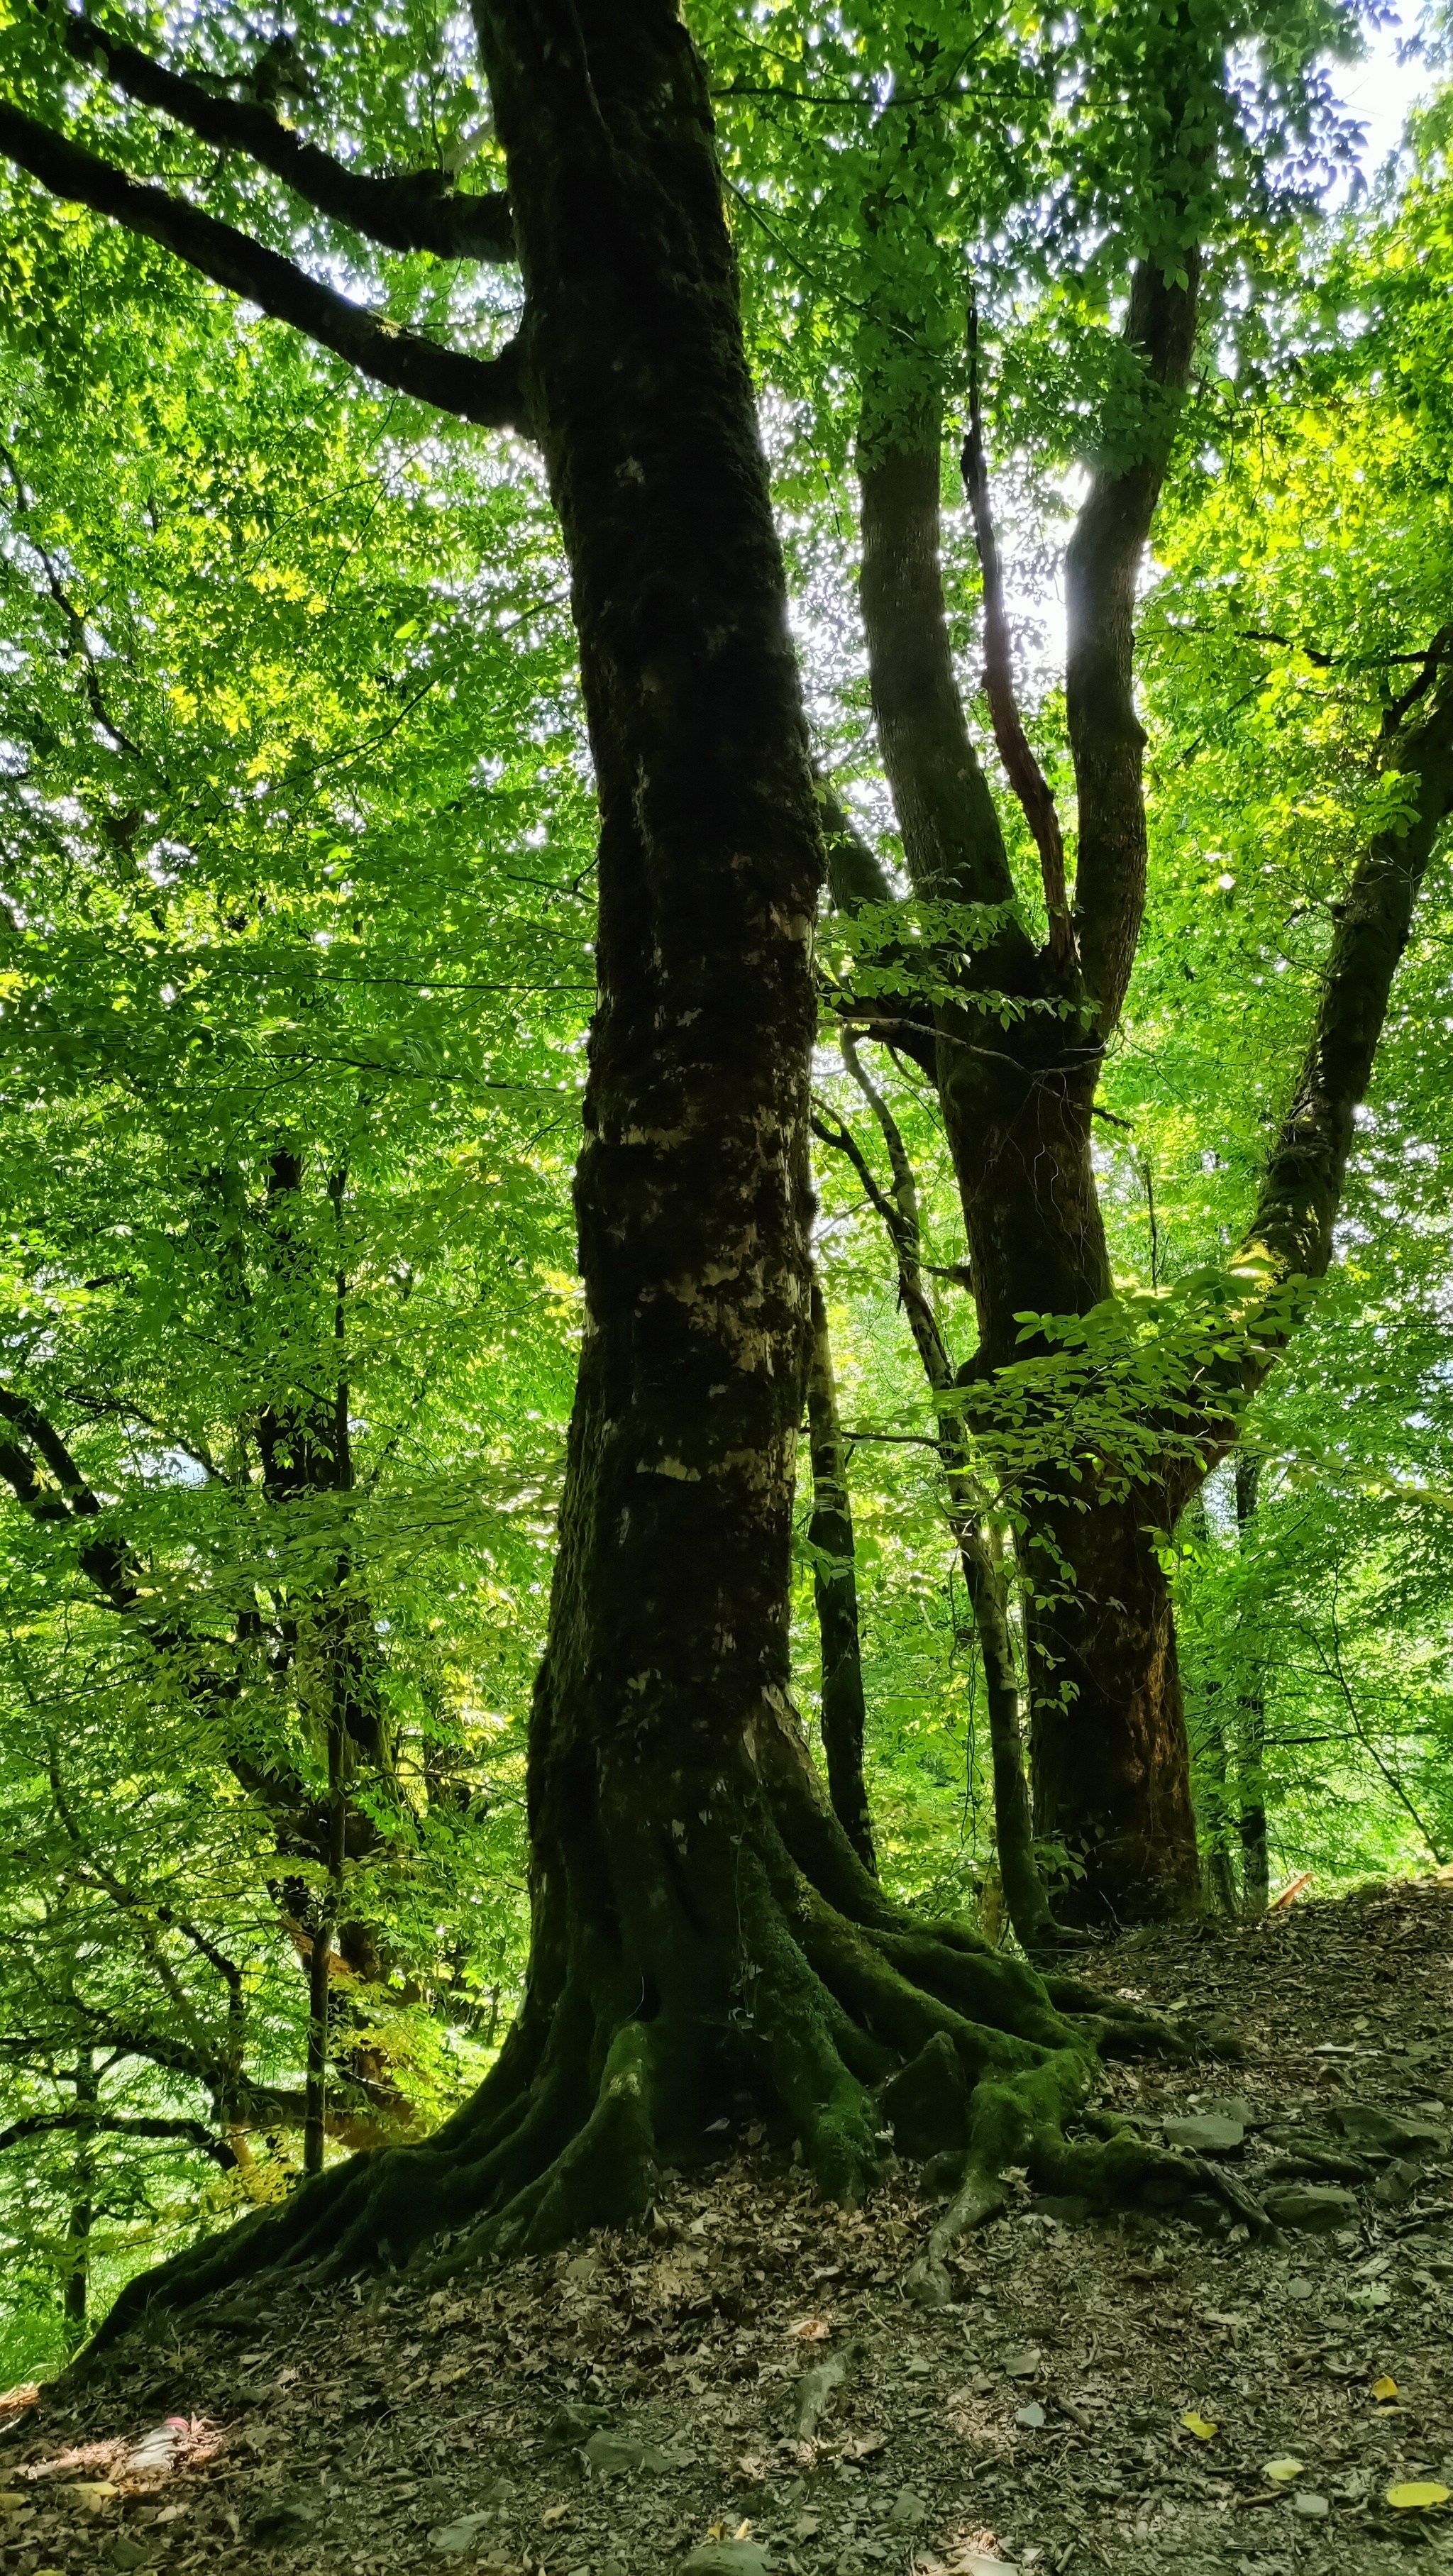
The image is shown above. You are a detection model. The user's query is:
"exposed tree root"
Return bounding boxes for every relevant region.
[91,1750,1263,2353]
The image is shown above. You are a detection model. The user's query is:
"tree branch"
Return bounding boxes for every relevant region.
[0,104,531,433]
[1247,670,1453,1290]
[0,1386,141,1610]
[857,405,1028,934]
[62,16,516,264]
[961,309,1073,972]
[1065,255,1200,1026]
[0,2108,233,2165]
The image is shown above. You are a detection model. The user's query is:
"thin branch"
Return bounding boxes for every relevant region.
[63,17,515,262]
[0,440,147,762]
[0,2108,233,2165]
[961,304,1073,972]
[0,104,530,433]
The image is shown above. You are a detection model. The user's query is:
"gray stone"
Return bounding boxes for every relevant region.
[429,2511,495,2558]
[1015,2402,1046,2430]
[1194,2095,1256,2127]
[1164,2114,1245,2153]
[1290,2492,1330,2519]
[1036,2193,1092,2225]
[1325,2102,1447,2155]
[1264,2182,1359,2232]
[887,2489,924,2529]
[1002,2346,1041,2378]
[546,2400,608,2447]
[683,2544,771,2576]
[582,2432,645,2475]
[793,2353,851,2438]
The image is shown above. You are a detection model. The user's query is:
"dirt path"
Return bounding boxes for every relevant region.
[4,1875,1452,2576]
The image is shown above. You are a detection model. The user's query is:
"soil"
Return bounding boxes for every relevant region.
[4,1873,1452,2576]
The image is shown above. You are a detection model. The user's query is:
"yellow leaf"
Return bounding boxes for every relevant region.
[542,2506,569,2526]
[1181,2412,1217,2440]
[1386,2483,1451,2511]
[1264,2459,1304,2482]
[1371,2376,1398,2401]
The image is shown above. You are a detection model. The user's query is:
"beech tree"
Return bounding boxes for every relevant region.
[2,0,1447,2318]
[714,4,1453,1928]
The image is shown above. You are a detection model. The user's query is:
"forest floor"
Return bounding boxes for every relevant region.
[4,1873,1453,2576]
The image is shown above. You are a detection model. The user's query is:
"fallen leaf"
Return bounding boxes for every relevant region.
[790,2318,832,2343]
[1013,2404,1045,2431]
[1386,2483,1451,2511]
[65,2482,116,2512]
[543,2506,570,2526]
[1180,2413,1217,2440]
[1264,2459,1304,2483]
[1371,2376,1398,2401]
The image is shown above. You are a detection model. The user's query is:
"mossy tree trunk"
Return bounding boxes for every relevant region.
[13,2,1232,2335]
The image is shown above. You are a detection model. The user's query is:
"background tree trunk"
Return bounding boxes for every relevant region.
[1234,1454,1270,1914]
[855,407,1201,1927]
[807,1279,877,1875]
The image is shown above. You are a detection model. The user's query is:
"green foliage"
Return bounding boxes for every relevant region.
[0,0,1449,2351]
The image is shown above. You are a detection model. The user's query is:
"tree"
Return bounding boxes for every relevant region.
[705,0,1453,1922]
[2,0,1252,2323]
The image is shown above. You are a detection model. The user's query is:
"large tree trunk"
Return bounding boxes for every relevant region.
[92,1,1201,2332]
[856,402,1202,1928]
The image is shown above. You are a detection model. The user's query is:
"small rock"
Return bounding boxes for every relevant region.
[546,2401,607,2448]
[1324,2103,1447,2155]
[1002,2347,1042,2379]
[683,2544,771,2576]
[1015,2403,1046,2430]
[582,2432,645,2475]
[1374,2159,1421,2206]
[887,2488,924,2529]
[1195,2094,1256,2126]
[1263,2183,1359,2233]
[1164,2115,1244,2153]
[1290,2492,1330,2519]
[430,2511,495,2558]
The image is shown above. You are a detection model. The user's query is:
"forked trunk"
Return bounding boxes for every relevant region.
[100,6,1185,2324]
[856,418,1202,1928]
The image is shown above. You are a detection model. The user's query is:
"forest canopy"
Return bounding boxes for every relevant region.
[0,0,1449,2368]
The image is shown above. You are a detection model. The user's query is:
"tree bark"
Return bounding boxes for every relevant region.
[855,346,1202,1926]
[814,1047,1058,1955]
[806,1280,877,1876]
[1234,1454,1269,1915]
[63,2052,96,2331]
[90,3,1203,2328]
